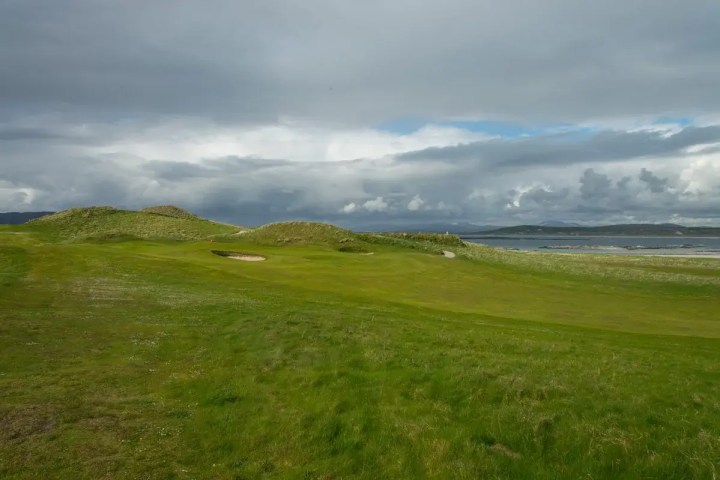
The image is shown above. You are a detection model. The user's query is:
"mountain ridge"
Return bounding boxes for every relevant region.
[0,211,55,224]
[469,223,720,237]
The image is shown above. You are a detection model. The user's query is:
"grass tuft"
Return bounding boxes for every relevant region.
[140,205,200,220]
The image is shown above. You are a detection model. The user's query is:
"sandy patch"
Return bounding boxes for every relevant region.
[442,250,456,258]
[227,254,265,261]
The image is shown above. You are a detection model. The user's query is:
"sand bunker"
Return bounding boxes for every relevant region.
[211,250,266,262]
[442,250,456,258]
[226,255,266,262]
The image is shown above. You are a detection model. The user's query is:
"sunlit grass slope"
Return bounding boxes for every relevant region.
[1,219,719,479]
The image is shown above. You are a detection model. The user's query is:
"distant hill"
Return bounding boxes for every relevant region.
[399,222,498,234]
[538,220,582,227]
[470,223,720,237]
[0,211,54,224]
[27,206,237,241]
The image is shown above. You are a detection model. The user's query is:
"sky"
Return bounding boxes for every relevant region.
[2,0,720,227]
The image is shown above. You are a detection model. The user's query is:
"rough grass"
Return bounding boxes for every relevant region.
[140,205,200,220]
[1,223,719,479]
[27,206,236,241]
[214,222,465,255]
[240,221,357,246]
[352,233,463,255]
[373,232,465,248]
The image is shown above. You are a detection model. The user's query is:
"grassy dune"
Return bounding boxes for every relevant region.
[1,214,719,479]
[27,206,237,241]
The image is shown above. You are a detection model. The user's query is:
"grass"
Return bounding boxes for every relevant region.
[1,215,719,479]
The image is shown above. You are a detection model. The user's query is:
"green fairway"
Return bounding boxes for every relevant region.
[1,215,720,479]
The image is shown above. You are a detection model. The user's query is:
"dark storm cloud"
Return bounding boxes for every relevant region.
[142,157,293,181]
[143,161,215,181]
[0,127,64,141]
[522,187,571,207]
[398,127,720,168]
[0,0,280,123]
[580,169,612,201]
[1,1,719,124]
[639,168,669,193]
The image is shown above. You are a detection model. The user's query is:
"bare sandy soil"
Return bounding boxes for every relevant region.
[226,254,266,262]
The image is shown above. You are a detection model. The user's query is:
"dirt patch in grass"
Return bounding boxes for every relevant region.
[211,250,266,262]
[0,406,56,443]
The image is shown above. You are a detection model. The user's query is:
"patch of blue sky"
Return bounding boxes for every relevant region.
[441,120,546,137]
[377,117,596,138]
[377,118,429,135]
[653,116,692,127]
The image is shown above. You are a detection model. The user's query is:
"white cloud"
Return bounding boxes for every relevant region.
[407,194,424,211]
[679,152,720,192]
[85,121,489,165]
[340,202,357,214]
[363,196,389,212]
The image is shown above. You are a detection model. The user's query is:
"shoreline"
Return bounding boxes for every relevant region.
[643,253,720,259]
[526,250,720,259]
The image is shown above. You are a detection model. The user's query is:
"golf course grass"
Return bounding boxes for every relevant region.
[1,209,719,479]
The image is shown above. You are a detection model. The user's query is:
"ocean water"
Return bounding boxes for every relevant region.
[462,235,720,256]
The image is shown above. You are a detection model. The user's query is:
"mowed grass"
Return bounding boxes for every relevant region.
[1,229,720,479]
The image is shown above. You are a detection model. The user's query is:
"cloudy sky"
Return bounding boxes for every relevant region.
[2,0,720,227]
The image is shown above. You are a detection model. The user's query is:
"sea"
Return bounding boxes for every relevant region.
[461,235,720,256]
